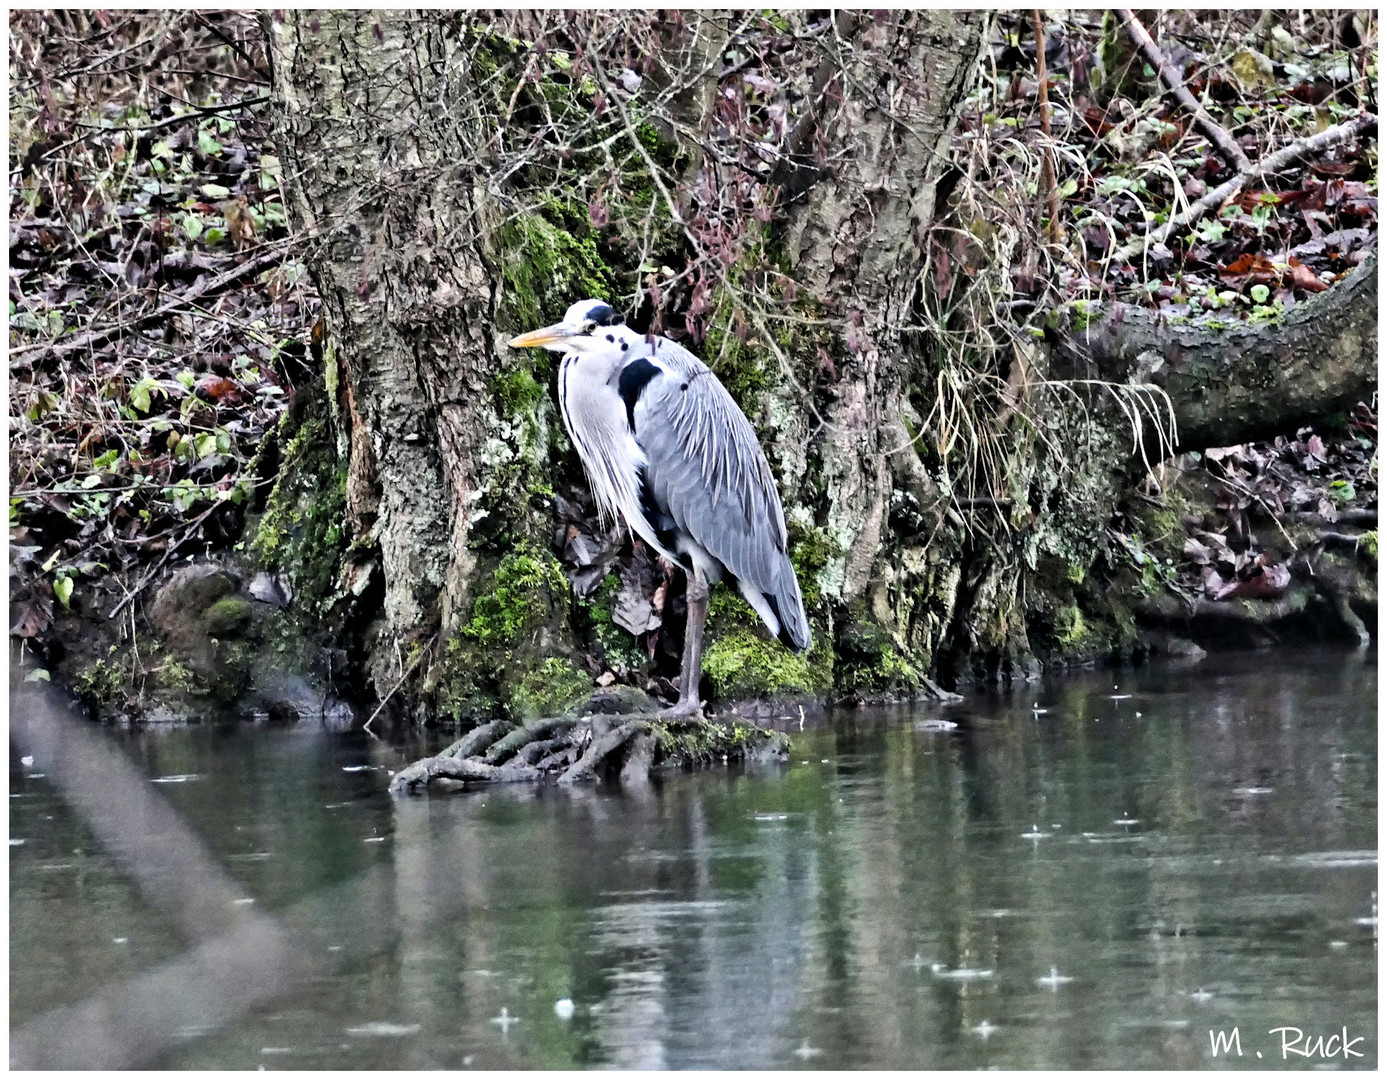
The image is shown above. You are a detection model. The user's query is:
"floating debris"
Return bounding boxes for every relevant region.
[904,953,932,972]
[150,774,200,783]
[346,1021,422,1037]
[363,836,388,844]
[9,838,25,847]
[932,964,994,981]
[1022,825,1045,840]
[1189,988,1214,1003]
[490,1007,518,1034]
[554,999,575,1020]
[792,1041,823,1060]
[1232,786,1274,796]
[915,719,959,732]
[20,755,34,767]
[972,1020,999,1039]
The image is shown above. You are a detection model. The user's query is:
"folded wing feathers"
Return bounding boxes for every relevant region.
[627,341,810,651]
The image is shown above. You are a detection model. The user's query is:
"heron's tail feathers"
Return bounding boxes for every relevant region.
[750,566,812,654]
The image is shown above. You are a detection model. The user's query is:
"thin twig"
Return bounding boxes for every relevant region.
[32,96,270,166]
[1118,9,1252,173]
[362,635,435,736]
[106,502,221,620]
[1031,11,1062,246]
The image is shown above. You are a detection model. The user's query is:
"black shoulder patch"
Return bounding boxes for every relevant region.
[617,357,661,431]
[586,303,624,327]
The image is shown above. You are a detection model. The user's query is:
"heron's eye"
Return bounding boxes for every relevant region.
[581,320,597,335]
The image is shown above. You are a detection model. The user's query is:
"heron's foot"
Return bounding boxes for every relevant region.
[657,697,705,721]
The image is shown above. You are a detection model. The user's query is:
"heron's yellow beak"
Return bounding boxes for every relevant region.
[508,324,569,349]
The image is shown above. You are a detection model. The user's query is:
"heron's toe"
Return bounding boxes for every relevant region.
[657,699,705,721]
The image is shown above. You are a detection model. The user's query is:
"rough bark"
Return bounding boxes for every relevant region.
[780,11,985,605]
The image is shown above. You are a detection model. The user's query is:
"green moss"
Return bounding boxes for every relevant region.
[432,543,591,724]
[651,717,789,767]
[703,613,833,699]
[431,634,492,724]
[506,655,590,721]
[1054,604,1087,647]
[203,595,252,636]
[499,210,616,331]
[249,391,348,615]
[789,526,841,610]
[489,366,545,416]
[461,545,568,648]
[833,607,931,694]
[1360,530,1378,560]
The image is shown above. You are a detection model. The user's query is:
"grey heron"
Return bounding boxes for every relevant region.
[509,298,811,718]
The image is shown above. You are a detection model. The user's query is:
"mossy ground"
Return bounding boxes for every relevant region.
[701,589,833,700]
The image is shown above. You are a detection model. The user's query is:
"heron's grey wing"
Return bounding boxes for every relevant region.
[626,341,810,650]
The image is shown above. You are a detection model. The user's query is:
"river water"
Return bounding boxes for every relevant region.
[10,648,1377,1069]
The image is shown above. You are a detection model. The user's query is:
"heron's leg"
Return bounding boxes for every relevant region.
[662,564,709,719]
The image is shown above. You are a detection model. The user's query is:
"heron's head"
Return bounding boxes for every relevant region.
[508,299,627,356]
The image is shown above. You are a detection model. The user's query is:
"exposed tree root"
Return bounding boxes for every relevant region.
[389,690,790,795]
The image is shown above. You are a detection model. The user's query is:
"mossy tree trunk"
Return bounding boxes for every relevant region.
[265,12,560,707]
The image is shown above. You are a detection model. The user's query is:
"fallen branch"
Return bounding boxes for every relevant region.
[1107,113,1376,265]
[1118,9,1251,173]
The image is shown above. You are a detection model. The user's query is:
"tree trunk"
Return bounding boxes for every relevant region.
[265,13,527,699]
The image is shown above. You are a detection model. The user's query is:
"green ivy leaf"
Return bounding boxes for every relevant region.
[197,128,223,157]
[54,577,73,609]
[129,376,158,414]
